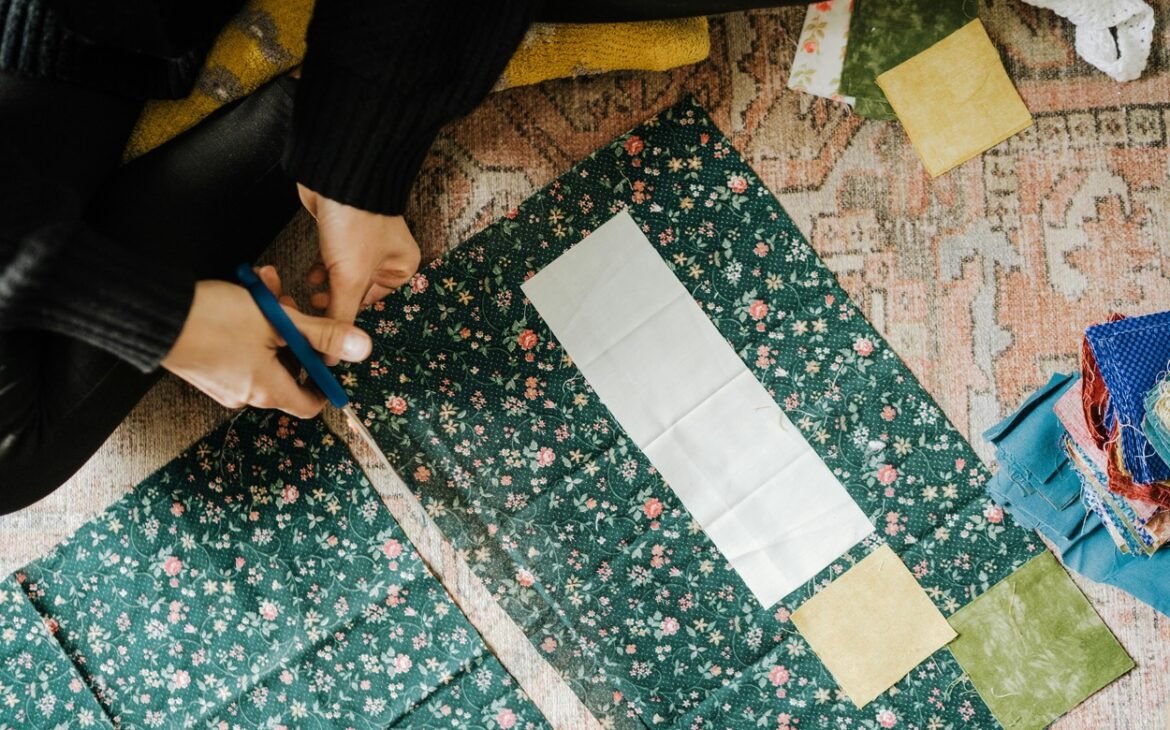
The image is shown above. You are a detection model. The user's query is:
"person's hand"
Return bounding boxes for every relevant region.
[298,184,421,329]
[162,266,372,418]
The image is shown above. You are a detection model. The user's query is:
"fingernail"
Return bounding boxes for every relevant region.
[342,331,370,359]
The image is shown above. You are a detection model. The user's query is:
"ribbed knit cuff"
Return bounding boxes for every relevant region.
[3,223,196,372]
[283,60,438,216]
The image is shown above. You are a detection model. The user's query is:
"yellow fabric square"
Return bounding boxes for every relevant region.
[876,19,1033,177]
[791,544,956,708]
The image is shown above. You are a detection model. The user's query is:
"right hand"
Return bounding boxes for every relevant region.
[162,266,372,418]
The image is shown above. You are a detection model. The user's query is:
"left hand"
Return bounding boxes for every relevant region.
[298,183,421,328]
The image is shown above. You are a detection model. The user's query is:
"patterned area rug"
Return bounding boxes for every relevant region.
[2,2,1168,727]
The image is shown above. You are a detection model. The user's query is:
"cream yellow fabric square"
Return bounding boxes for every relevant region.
[791,544,956,708]
[876,19,1033,177]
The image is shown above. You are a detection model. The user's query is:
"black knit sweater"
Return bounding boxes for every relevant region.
[0,0,536,370]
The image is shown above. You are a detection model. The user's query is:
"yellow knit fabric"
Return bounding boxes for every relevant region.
[496,19,709,89]
[124,4,709,161]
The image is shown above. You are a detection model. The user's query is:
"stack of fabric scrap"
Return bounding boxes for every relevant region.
[838,0,975,119]
[984,310,1170,617]
[789,0,1154,111]
[790,0,1154,173]
[789,1,1034,177]
[1083,312,1170,507]
[788,0,972,114]
[1058,379,1170,556]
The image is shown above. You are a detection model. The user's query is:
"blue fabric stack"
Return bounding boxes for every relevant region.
[985,372,1170,617]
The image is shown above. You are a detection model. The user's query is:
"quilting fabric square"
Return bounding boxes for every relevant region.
[790,544,955,708]
[1085,310,1170,484]
[839,0,975,119]
[876,20,1033,177]
[334,98,1102,728]
[1,411,547,729]
[788,0,855,105]
[947,551,1133,730]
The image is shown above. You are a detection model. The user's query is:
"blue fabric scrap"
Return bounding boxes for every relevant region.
[1085,311,1170,484]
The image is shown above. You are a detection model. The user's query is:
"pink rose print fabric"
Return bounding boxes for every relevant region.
[0,411,547,729]
[336,99,1049,727]
[788,0,856,105]
[0,576,110,728]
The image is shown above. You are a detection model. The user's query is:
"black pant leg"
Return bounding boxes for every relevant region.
[87,76,301,281]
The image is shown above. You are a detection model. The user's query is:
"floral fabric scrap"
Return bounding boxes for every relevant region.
[2,410,547,730]
[788,0,856,105]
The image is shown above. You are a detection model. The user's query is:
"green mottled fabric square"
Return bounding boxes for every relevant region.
[947,551,1134,730]
[840,0,977,119]
[3,411,547,729]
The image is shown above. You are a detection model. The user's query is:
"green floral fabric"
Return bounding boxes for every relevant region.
[840,0,977,119]
[339,98,1058,728]
[0,577,111,728]
[1,411,546,730]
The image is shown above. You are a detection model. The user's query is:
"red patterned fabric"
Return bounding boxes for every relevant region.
[1081,314,1123,449]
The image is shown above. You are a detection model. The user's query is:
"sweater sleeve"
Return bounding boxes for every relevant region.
[0,139,195,372]
[283,0,538,215]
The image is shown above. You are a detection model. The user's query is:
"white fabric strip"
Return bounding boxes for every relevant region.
[522,211,874,606]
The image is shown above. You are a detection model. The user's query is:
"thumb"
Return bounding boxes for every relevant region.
[287,307,372,363]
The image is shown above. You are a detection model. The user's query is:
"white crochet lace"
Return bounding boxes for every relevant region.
[1020,0,1154,81]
